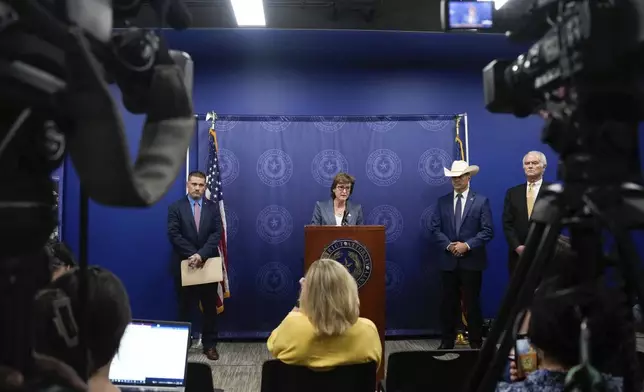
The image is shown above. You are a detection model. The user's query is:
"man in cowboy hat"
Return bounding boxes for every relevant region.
[429,160,494,349]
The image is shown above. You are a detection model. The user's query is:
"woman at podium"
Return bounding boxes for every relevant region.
[310,173,364,226]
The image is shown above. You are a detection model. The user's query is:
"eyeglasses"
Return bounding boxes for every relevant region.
[336,185,351,191]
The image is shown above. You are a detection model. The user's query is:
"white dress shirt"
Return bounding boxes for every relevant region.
[527,178,543,196]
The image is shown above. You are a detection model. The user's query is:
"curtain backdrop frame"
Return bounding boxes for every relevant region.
[186,112,472,336]
[186,112,471,178]
[462,112,470,162]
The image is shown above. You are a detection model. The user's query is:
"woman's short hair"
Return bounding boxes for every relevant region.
[330,173,355,199]
[300,258,360,336]
[32,266,131,376]
[528,276,624,371]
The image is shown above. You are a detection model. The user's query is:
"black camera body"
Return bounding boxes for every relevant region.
[0,0,195,252]
[0,0,195,387]
[441,2,644,392]
[481,0,644,119]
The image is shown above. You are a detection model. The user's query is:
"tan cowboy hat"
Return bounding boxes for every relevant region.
[444,160,480,177]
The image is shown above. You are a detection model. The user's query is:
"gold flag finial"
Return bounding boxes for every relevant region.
[455,116,465,161]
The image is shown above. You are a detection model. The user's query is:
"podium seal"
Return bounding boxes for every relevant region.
[321,239,372,289]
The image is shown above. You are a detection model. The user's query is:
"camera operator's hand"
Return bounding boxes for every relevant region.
[506,347,520,383]
[509,359,520,382]
[0,353,87,392]
[0,366,23,390]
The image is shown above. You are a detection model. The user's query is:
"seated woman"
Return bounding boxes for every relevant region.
[496,273,632,392]
[310,173,363,226]
[32,266,132,392]
[267,258,382,370]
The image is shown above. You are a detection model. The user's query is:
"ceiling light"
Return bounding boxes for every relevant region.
[494,0,509,9]
[478,0,510,10]
[230,0,266,27]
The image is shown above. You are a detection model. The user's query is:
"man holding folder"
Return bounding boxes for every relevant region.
[168,170,222,360]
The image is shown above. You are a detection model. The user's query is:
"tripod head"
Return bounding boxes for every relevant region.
[466,87,644,392]
[466,1,644,388]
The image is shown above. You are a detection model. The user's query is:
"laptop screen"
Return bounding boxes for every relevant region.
[109,320,191,387]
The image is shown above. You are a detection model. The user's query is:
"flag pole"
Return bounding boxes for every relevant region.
[204,111,231,312]
[185,149,190,183]
[463,113,470,163]
[455,113,470,347]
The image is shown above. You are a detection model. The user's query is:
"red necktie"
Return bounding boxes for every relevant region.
[194,202,201,231]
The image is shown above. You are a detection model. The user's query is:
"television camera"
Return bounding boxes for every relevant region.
[0,0,195,389]
[443,0,644,391]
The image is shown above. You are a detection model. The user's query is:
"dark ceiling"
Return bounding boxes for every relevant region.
[117,0,456,32]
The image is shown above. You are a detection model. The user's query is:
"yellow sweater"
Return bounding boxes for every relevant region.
[267,311,382,370]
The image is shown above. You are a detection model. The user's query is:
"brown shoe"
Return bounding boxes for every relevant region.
[204,347,219,361]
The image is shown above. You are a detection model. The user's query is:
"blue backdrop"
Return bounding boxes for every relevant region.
[196,115,468,336]
[66,30,644,340]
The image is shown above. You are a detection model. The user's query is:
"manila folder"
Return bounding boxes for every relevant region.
[181,257,223,286]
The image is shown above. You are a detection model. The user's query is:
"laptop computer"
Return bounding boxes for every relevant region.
[109,319,191,392]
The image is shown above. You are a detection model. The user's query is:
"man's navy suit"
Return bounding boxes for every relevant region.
[430,189,494,345]
[167,195,222,349]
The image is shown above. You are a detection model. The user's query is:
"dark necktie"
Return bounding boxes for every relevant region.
[454,193,463,236]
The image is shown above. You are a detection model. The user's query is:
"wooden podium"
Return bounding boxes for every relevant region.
[304,225,386,381]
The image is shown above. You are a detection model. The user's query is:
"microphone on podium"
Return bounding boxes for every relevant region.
[342,209,349,226]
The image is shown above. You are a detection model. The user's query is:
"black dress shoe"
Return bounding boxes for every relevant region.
[204,347,220,361]
[438,341,454,350]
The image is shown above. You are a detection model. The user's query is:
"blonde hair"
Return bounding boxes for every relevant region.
[299,258,360,337]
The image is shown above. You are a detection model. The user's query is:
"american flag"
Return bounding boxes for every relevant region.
[205,127,230,314]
